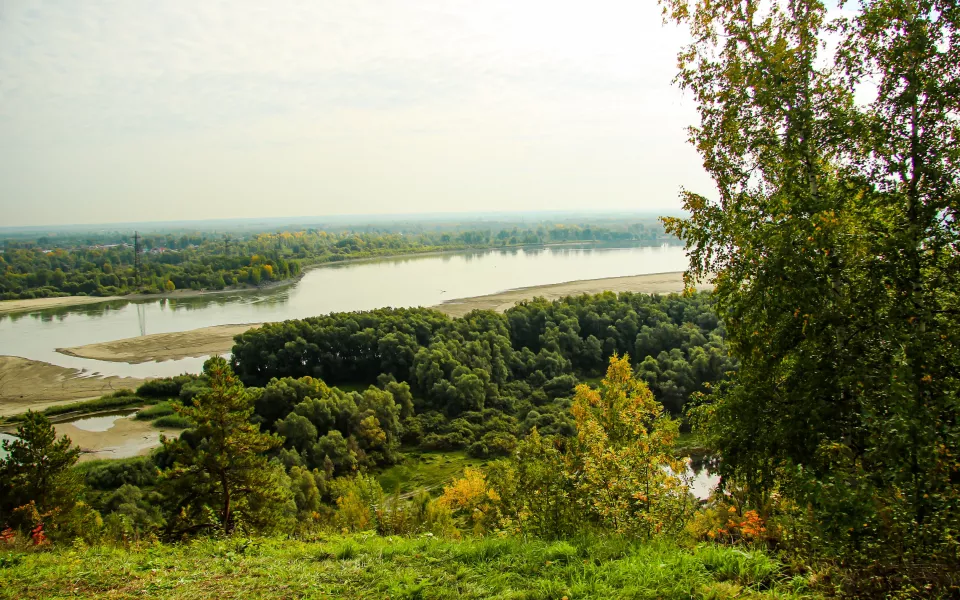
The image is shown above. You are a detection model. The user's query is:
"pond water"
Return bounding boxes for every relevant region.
[0,432,15,459]
[62,410,138,433]
[0,244,687,378]
[688,459,721,501]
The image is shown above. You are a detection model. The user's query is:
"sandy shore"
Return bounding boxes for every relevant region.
[436,271,708,318]
[53,271,708,366]
[0,356,144,417]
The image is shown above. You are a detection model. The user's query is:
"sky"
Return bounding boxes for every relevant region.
[0,0,714,227]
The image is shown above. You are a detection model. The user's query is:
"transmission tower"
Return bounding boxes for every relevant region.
[134,231,143,289]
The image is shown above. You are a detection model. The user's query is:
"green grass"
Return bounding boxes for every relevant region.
[152,414,194,429]
[0,534,819,599]
[134,401,177,421]
[1,393,157,425]
[377,450,485,495]
[675,432,710,457]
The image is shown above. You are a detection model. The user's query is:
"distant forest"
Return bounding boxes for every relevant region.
[0,218,673,300]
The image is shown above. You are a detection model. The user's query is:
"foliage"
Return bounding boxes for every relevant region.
[0,412,100,541]
[259,376,404,474]
[662,0,960,590]
[159,357,294,536]
[568,355,692,537]
[486,427,581,538]
[437,467,502,536]
[232,292,732,421]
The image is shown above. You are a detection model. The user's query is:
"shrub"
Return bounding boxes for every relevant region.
[153,414,194,429]
[134,401,175,421]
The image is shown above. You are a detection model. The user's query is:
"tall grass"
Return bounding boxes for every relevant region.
[134,401,176,421]
[0,534,819,599]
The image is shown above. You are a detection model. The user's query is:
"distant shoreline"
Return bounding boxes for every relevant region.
[0,241,679,316]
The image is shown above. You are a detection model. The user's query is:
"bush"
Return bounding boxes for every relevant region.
[134,401,175,421]
[136,375,198,399]
[153,414,194,429]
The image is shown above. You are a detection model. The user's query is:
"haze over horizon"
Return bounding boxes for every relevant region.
[0,1,714,228]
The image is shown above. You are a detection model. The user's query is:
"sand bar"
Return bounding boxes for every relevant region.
[436,271,708,318]
[56,323,263,364]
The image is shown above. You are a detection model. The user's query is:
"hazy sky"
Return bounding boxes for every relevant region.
[0,0,713,227]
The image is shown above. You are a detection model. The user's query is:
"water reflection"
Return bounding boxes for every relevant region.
[0,432,15,459]
[688,455,722,501]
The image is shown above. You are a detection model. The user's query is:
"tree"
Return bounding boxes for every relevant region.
[0,412,99,540]
[662,0,960,575]
[163,279,175,292]
[569,355,690,537]
[161,357,293,536]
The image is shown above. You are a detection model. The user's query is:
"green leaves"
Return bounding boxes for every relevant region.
[664,0,960,581]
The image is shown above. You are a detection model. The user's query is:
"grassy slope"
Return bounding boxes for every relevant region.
[0,535,818,599]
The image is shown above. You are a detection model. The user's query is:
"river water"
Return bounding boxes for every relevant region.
[0,244,687,378]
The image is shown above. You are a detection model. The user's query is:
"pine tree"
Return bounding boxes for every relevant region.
[161,357,293,536]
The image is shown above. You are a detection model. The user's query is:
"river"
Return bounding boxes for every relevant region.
[0,244,687,378]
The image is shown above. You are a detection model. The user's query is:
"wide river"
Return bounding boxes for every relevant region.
[0,244,687,378]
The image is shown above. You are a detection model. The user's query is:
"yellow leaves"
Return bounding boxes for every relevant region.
[568,354,687,536]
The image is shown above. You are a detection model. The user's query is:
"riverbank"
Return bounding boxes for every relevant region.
[0,278,299,317]
[53,271,706,365]
[0,356,144,417]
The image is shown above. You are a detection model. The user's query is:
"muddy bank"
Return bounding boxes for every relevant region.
[0,356,144,417]
[54,272,708,365]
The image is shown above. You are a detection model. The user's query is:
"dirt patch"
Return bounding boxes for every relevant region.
[57,323,263,364]
[54,415,181,462]
[0,356,144,417]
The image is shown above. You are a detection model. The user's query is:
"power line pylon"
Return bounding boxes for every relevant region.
[134,231,143,289]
